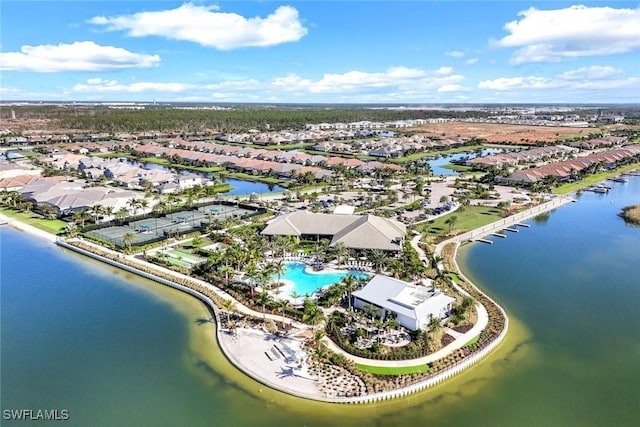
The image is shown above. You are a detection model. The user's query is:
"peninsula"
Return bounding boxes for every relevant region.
[1,104,639,403]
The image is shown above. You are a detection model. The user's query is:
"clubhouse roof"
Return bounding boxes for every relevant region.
[261,211,406,251]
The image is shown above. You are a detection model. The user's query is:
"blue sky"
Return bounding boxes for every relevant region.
[1,1,639,103]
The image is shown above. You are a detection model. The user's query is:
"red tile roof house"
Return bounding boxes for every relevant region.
[325,157,365,169]
[357,161,404,174]
[134,144,167,157]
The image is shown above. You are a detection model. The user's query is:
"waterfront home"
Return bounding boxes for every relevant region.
[261,211,406,251]
[352,275,455,331]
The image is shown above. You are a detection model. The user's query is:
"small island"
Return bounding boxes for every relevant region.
[619,205,640,225]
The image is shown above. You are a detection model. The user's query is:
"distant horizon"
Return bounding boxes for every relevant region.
[2,100,639,108]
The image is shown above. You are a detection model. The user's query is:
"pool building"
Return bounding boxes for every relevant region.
[352,275,455,331]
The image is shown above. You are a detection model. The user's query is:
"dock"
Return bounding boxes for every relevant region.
[435,196,575,254]
[504,228,519,233]
[491,233,506,238]
[472,238,493,244]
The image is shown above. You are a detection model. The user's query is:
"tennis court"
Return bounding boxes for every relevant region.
[84,203,263,249]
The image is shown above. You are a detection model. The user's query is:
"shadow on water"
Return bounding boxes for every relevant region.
[195,317,215,325]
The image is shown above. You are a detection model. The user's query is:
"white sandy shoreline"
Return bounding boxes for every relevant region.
[0,212,58,243]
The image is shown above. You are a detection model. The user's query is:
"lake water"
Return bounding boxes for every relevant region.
[428,148,504,176]
[1,176,638,426]
[123,159,286,195]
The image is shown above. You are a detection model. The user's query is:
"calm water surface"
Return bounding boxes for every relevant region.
[1,177,639,426]
[428,148,504,176]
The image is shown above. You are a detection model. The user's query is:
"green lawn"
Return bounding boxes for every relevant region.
[553,162,640,195]
[356,363,429,375]
[418,205,505,238]
[0,208,67,235]
[463,335,480,347]
[439,164,480,173]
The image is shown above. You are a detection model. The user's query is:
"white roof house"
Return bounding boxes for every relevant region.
[352,275,455,331]
[261,211,406,251]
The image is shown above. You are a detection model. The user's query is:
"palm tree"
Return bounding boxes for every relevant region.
[302,300,325,330]
[332,242,350,268]
[341,274,357,310]
[73,209,91,228]
[64,222,78,238]
[122,231,135,252]
[191,235,203,251]
[290,290,302,307]
[127,198,140,216]
[218,264,234,288]
[367,249,387,273]
[272,235,293,258]
[428,316,442,334]
[388,258,404,279]
[445,215,458,232]
[276,298,291,327]
[90,204,104,224]
[243,261,260,296]
[103,206,114,225]
[153,200,169,215]
[116,207,129,223]
[270,260,286,288]
[219,299,237,326]
[139,198,149,217]
[256,290,273,321]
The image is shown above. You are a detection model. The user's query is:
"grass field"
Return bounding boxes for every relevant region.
[0,208,67,235]
[356,364,430,375]
[418,205,505,239]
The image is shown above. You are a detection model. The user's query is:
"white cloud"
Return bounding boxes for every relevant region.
[444,50,464,58]
[557,65,624,80]
[496,5,640,63]
[478,76,555,90]
[65,66,466,102]
[478,65,639,92]
[89,3,308,50]
[437,84,467,92]
[0,41,160,72]
[465,58,479,65]
[73,78,192,93]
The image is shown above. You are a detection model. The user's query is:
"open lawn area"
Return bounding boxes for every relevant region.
[418,205,505,242]
[356,364,429,375]
[0,208,67,235]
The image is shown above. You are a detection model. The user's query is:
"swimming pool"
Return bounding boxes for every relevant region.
[274,262,369,297]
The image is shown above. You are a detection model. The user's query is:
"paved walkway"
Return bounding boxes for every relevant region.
[321,301,488,367]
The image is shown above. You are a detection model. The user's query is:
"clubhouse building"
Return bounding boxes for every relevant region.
[352,275,455,331]
[261,211,406,251]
